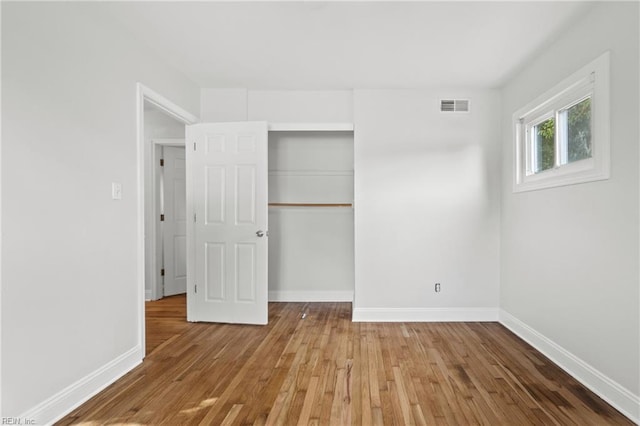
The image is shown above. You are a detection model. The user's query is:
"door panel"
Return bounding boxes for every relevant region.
[206,166,226,223]
[236,243,257,301]
[205,242,225,300]
[236,165,257,224]
[187,122,268,324]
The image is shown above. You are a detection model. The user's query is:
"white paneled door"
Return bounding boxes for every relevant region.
[162,146,187,297]
[186,122,268,324]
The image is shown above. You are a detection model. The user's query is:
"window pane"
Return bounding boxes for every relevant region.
[533,118,555,173]
[566,98,592,163]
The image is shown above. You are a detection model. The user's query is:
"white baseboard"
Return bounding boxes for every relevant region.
[269,290,353,302]
[145,289,152,301]
[352,307,498,322]
[19,345,143,425]
[499,309,639,423]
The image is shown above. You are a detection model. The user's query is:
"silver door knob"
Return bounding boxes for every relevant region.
[256,230,265,237]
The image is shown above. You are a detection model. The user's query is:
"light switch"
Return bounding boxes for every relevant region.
[112,182,122,200]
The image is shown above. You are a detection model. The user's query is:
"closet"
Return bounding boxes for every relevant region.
[267,123,354,302]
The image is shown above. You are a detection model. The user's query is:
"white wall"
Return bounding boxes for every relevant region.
[353,89,501,321]
[200,89,354,123]
[200,88,247,122]
[1,3,199,422]
[500,2,639,420]
[247,90,353,123]
[143,106,186,301]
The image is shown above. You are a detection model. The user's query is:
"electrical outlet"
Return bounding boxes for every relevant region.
[435,283,441,293]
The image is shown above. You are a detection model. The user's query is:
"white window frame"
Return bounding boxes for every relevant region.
[513,52,610,193]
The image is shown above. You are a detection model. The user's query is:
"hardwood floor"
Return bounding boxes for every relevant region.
[58,296,632,425]
[145,294,190,356]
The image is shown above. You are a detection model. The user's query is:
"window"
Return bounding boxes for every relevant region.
[513,52,610,192]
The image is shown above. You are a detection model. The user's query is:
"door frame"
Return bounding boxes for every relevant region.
[136,83,197,356]
[150,139,186,301]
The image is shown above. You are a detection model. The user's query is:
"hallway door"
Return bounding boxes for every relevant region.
[162,146,187,296]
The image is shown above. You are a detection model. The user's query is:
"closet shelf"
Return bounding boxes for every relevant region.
[269,202,353,208]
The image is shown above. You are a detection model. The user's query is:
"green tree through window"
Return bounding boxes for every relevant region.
[533,98,591,174]
[567,98,591,163]
[535,118,555,172]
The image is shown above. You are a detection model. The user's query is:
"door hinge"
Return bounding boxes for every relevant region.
[194,284,197,293]
[193,142,196,151]
[194,213,196,222]
[160,158,164,166]
[160,268,165,276]
[160,214,165,221]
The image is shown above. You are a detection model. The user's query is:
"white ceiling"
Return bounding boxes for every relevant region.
[97,1,593,90]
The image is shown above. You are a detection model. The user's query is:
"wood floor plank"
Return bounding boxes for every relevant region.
[57,295,634,425]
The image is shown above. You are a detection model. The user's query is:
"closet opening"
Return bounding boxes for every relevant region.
[267,128,355,303]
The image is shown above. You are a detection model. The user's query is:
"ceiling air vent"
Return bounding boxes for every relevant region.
[440,99,470,113]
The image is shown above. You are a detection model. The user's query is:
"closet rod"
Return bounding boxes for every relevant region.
[268,203,352,208]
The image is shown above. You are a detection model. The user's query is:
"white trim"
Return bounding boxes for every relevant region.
[145,289,153,301]
[136,83,197,356]
[19,346,142,426]
[268,291,354,302]
[0,3,3,415]
[268,122,354,132]
[152,138,186,147]
[141,87,198,126]
[352,307,498,322]
[499,309,639,423]
[513,51,610,193]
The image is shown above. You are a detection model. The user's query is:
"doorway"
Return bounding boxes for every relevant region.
[144,104,187,300]
[137,83,197,355]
